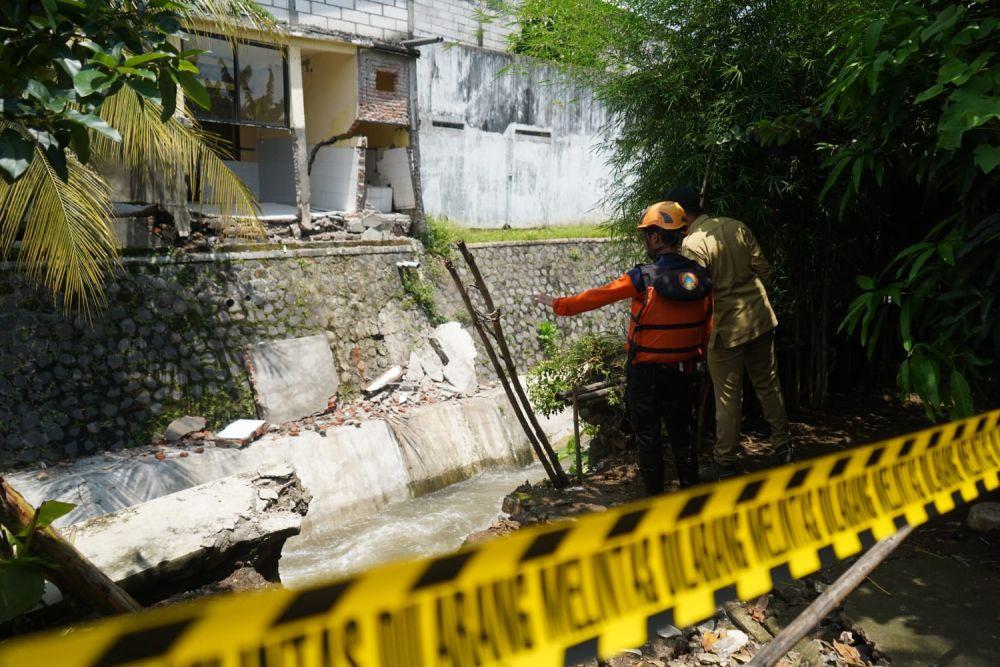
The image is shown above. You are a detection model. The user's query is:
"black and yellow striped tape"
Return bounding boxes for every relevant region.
[2,409,998,667]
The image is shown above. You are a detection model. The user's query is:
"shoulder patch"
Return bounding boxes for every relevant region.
[679,272,699,291]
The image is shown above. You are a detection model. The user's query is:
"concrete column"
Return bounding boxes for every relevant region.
[287,45,311,227]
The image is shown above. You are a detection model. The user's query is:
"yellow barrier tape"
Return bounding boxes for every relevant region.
[2,410,998,667]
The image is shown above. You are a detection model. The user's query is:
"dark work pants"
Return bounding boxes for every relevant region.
[626,362,698,495]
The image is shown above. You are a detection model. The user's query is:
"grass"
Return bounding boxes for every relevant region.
[419,215,611,257]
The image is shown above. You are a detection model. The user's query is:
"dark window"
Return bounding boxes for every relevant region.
[188,34,288,128]
[375,69,398,92]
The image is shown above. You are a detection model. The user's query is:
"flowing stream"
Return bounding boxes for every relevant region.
[279,462,547,588]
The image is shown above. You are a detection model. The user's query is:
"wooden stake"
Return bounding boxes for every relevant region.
[746,524,914,666]
[444,260,562,486]
[0,477,142,616]
[456,241,568,487]
[572,389,583,485]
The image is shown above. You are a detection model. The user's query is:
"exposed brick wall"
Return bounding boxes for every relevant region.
[357,49,410,125]
[412,0,514,51]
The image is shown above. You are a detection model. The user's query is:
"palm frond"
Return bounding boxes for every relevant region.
[0,123,117,313]
[182,0,285,43]
[93,87,263,237]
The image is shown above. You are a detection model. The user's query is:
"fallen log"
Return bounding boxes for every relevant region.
[0,477,141,617]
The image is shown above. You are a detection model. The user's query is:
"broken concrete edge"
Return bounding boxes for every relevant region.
[53,465,311,607]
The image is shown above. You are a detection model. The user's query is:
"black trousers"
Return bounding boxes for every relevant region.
[626,362,698,495]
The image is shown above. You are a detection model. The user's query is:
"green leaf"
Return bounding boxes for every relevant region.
[974,144,1000,174]
[116,67,157,81]
[177,60,199,74]
[0,130,35,181]
[123,51,174,67]
[65,110,122,142]
[863,19,884,56]
[937,241,955,266]
[73,68,111,97]
[54,57,82,79]
[158,73,178,122]
[900,299,913,352]
[33,500,75,529]
[174,70,210,109]
[0,561,46,623]
[24,79,49,101]
[910,352,940,409]
[949,369,973,418]
[855,274,874,290]
[914,83,944,104]
[126,78,162,105]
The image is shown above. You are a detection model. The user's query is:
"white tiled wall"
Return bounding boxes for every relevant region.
[377,147,415,209]
[310,145,359,211]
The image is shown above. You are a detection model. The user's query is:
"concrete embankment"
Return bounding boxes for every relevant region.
[11,387,571,530]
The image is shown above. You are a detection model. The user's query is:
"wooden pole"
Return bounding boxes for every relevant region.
[456,241,569,486]
[572,389,583,485]
[0,477,142,616]
[747,524,914,666]
[444,260,562,486]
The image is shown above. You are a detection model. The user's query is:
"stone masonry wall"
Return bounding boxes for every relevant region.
[0,239,622,468]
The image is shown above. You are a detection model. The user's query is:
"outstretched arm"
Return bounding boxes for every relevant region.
[534,274,640,317]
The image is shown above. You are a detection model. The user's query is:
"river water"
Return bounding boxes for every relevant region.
[279,462,547,588]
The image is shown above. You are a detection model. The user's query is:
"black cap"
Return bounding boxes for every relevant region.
[665,186,703,216]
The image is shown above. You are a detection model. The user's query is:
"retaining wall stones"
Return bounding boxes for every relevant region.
[0,238,624,468]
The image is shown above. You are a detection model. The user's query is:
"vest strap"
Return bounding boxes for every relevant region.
[633,316,709,331]
[629,343,703,355]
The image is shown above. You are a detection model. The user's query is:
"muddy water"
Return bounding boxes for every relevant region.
[279,462,546,587]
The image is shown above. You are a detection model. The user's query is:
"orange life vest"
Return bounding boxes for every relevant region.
[627,260,714,364]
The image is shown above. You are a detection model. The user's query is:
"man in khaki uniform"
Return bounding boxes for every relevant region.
[668,186,792,477]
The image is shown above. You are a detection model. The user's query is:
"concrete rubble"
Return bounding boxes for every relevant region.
[216,419,267,447]
[63,464,310,600]
[163,415,207,442]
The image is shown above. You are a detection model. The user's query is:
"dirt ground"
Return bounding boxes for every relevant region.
[466,391,1000,666]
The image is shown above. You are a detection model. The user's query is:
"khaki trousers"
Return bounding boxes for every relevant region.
[708,330,790,464]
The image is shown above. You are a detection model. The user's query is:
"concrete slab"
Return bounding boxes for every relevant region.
[431,322,478,394]
[843,552,1000,666]
[246,335,339,423]
[11,388,573,529]
[164,415,206,441]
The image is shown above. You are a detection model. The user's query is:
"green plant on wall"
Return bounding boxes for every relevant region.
[400,268,445,326]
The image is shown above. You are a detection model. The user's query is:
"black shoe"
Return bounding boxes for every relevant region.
[716,461,741,480]
[772,442,795,466]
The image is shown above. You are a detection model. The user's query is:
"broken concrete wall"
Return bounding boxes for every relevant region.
[0,238,619,467]
[64,464,310,598]
[416,43,614,227]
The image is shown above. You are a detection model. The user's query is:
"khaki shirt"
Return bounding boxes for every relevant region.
[681,214,778,349]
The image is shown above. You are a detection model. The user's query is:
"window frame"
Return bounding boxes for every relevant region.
[187,32,291,131]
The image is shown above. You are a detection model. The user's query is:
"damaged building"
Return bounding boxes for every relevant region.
[108,0,613,247]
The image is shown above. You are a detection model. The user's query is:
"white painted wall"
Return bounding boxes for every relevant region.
[417,44,614,227]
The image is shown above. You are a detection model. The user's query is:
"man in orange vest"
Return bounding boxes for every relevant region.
[534,202,713,495]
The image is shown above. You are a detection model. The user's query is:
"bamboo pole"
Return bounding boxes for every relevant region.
[0,477,142,616]
[444,260,562,486]
[747,525,914,666]
[456,241,568,486]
